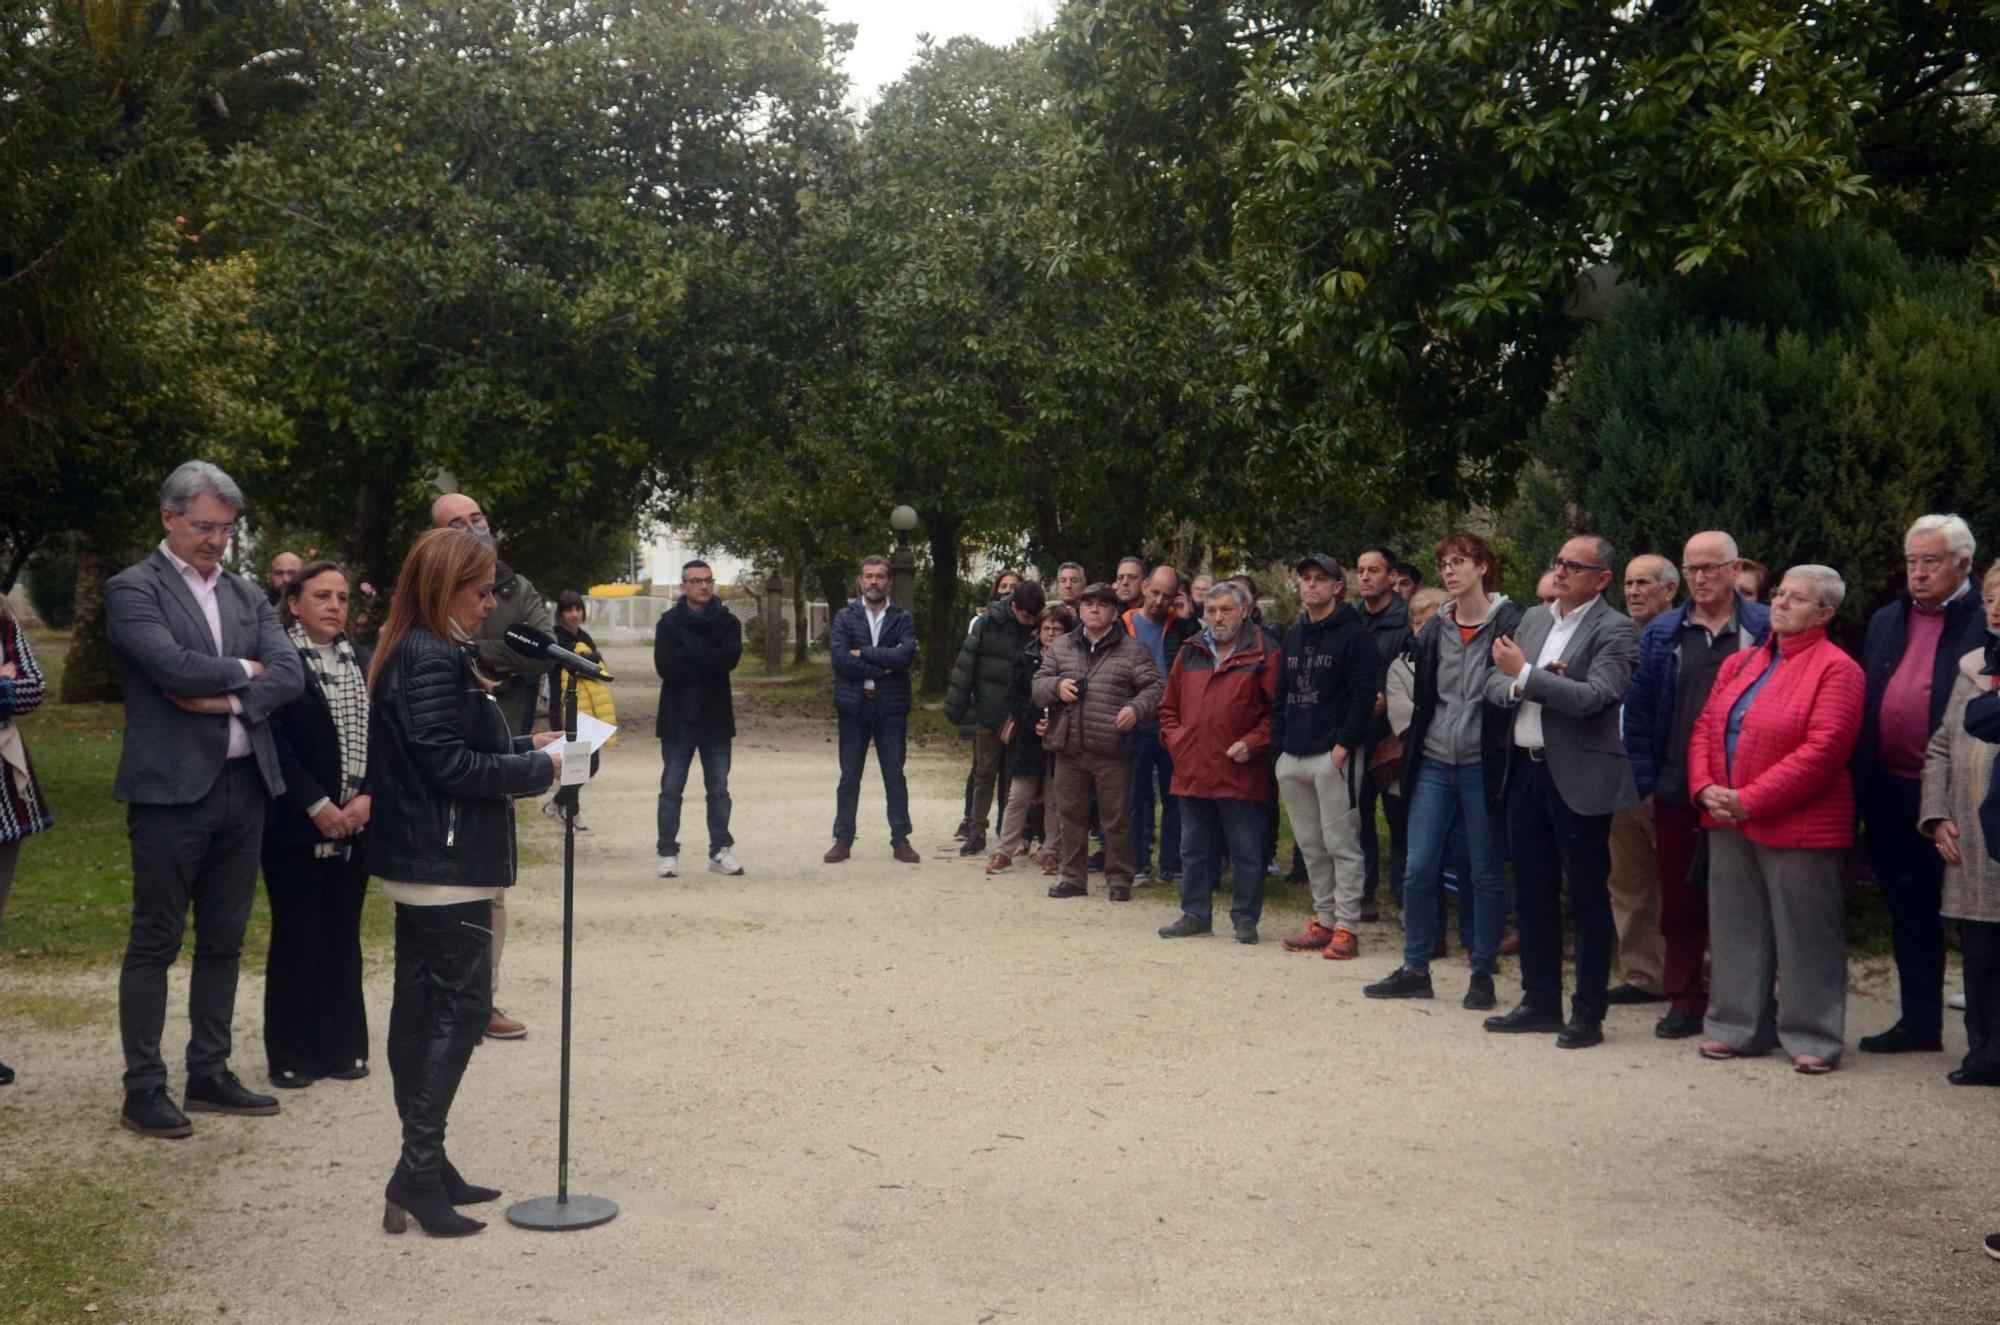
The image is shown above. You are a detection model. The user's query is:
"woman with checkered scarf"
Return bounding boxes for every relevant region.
[260,562,375,1089]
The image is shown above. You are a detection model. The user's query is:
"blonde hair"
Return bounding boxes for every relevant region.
[1981,558,2000,596]
[367,529,497,697]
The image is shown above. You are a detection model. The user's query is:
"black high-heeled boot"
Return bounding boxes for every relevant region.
[383,1174,485,1237]
[441,1156,501,1205]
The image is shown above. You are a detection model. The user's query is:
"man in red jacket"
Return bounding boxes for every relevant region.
[1156,582,1280,944]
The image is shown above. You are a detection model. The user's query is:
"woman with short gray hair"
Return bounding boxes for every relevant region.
[1686,566,1865,1073]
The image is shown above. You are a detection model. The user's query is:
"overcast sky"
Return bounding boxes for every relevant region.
[821,0,1051,113]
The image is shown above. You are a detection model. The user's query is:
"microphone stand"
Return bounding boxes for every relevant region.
[507,664,618,1232]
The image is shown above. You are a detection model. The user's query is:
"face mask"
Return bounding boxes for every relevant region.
[467,525,494,545]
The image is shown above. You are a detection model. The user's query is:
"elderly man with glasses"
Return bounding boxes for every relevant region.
[1622,531,1771,1040]
[1855,514,1989,1055]
[1481,537,1641,1048]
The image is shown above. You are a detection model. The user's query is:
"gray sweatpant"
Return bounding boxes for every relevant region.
[1277,752,1365,929]
[1703,830,1848,1063]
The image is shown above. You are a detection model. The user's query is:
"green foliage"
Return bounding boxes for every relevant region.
[1524,227,2000,619]
[1050,1,2000,512]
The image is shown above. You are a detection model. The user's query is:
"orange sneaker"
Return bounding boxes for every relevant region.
[1282,920,1336,952]
[1323,926,1360,960]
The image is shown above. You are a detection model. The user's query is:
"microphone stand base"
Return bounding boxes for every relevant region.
[506,1194,619,1232]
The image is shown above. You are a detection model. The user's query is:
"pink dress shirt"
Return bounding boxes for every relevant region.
[158,542,255,759]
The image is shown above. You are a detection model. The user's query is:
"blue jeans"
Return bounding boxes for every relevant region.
[1178,796,1267,927]
[1401,760,1509,975]
[656,732,734,857]
[834,706,912,844]
[1131,730,1181,873]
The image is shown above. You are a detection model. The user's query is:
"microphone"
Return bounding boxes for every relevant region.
[505,624,614,682]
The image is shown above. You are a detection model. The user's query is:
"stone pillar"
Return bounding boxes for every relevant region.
[889,541,916,616]
[761,570,784,674]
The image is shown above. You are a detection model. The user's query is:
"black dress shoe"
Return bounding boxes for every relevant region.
[0,1060,13,1086]
[1462,972,1496,1010]
[121,1086,193,1138]
[1858,1024,1944,1054]
[1948,1067,2000,1087]
[1234,923,1258,945]
[1358,900,1381,924]
[1483,1002,1564,1033]
[1159,913,1213,939]
[1047,881,1088,899]
[1557,1015,1605,1049]
[1108,884,1132,902]
[1604,982,1668,1006]
[183,1069,280,1116]
[958,832,987,857]
[323,1060,370,1081]
[269,1068,316,1090]
[1364,968,1433,1000]
[1655,1008,1704,1039]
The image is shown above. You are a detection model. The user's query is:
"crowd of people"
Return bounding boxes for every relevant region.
[859,519,2000,1077]
[3,455,1999,1249]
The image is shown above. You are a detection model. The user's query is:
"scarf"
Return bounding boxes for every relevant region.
[289,622,369,859]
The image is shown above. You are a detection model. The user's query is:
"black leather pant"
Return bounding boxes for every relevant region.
[387,900,493,1186]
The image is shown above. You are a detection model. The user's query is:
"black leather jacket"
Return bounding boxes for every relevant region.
[367,627,555,887]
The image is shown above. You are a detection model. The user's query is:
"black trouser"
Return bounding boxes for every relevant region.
[1358,767,1409,903]
[261,841,371,1077]
[1958,920,2000,1074]
[387,900,493,1186]
[1866,775,1945,1039]
[1508,751,1615,1021]
[119,761,265,1091]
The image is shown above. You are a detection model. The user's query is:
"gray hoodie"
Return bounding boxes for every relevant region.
[1421,595,1514,768]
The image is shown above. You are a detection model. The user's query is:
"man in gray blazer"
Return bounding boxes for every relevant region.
[106,461,304,1137]
[1480,535,1641,1048]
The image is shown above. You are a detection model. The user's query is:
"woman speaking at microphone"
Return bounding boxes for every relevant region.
[367,528,562,1237]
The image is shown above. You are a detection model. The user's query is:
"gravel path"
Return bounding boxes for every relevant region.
[8,644,1994,1322]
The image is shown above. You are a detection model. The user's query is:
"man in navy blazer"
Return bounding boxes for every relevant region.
[105,462,303,1138]
[825,555,920,864]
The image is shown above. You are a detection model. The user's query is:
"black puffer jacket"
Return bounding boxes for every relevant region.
[1005,640,1052,780]
[367,627,556,887]
[945,600,1031,729]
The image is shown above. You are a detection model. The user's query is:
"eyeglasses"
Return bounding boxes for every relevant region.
[179,519,240,539]
[1435,555,1473,572]
[1680,561,1736,578]
[683,576,714,586]
[1549,557,1608,576]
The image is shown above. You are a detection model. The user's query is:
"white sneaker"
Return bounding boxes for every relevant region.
[1950,991,1969,1011]
[656,855,678,879]
[541,799,563,823]
[571,820,591,835]
[709,850,744,876]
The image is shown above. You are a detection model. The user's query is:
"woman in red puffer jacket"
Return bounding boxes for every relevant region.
[1687,564,1864,1075]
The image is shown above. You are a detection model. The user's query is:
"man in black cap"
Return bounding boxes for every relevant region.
[1033,582,1164,901]
[1272,555,1382,960]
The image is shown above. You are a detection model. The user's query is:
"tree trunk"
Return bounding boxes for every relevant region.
[918,512,961,696]
[60,534,124,703]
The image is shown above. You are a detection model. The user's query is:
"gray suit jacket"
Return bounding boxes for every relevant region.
[105,548,305,804]
[1483,599,1640,816]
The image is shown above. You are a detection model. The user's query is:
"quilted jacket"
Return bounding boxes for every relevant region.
[829,598,917,716]
[1032,625,1163,760]
[1687,625,1863,850]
